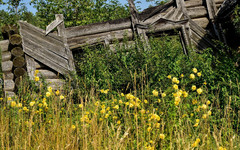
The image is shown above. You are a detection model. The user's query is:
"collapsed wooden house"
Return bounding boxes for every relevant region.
[0,0,238,97]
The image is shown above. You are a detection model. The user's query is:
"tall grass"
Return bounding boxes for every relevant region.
[0,36,240,149]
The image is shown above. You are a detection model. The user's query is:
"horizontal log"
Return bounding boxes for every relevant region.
[192,17,209,29]
[37,70,58,79]
[1,25,10,40]
[46,79,65,90]
[13,56,26,68]
[9,25,19,35]
[11,47,24,57]
[4,91,15,98]
[66,18,132,39]
[9,34,22,45]
[185,0,224,8]
[0,40,9,52]
[14,68,27,77]
[187,6,207,19]
[2,51,11,62]
[4,80,15,91]
[3,72,14,80]
[69,28,133,49]
[2,61,13,72]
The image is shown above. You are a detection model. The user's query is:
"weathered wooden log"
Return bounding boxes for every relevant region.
[9,25,19,35]
[9,34,22,45]
[25,54,36,80]
[68,28,133,49]
[11,47,24,57]
[38,70,58,79]
[14,68,27,77]
[15,77,22,87]
[187,6,208,19]
[3,72,14,80]
[2,61,13,72]
[46,79,65,90]
[66,18,132,39]
[185,0,224,8]
[1,25,10,40]
[4,80,15,91]
[0,40,9,52]
[1,51,11,62]
[4,91,15,98]
[13,56,25,68]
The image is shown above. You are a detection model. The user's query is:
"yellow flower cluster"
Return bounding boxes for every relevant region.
[192,138,201,147]
[100,89,109,94]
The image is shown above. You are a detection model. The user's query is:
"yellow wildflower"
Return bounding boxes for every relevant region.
[105,114,109,118]
[35,76,39,82]
[173,84,178,90]
[167,75,171,79]
[71,125,76,130]
[79,104,83,108]
[46,92,51,97]
[201,104,207,109]
[0,98,3,101]
[197,72,201,77]
[206,100,211,105]
[147,127,151,132]
[152,90,158,96]
[196,119,200,123]
[192,85,197,91]
[60,95,64,100]
[219,146,227,150]
[23,107,28,111]
[190,74,195,80]
[172,77,178,83]
[30,101,35,107]
[202,114,207,119]
[113,105,119,110]
[193,123,199,127]
[159,134,165,140]
[113,116,118,120]
[35,70,39,75]
[17,103,22,108]
[193,68,198,73]
[7,97,12,101]
[144,100,148,104]
[11,101,16,107]
[197,88,203,94]
[140,109,146,114]
[47,86,52,93]
[161,93,166,97]
[121,93,124,96]
[208,111,212,116]
[155,123,160,128]
[158,99,161,103]
[55,90,60,95]
[95,101,100,106]
[204,81,207,85]
[183,91,188,97]
[117,120,121,125]
[119,100,123,104]
[180,74,184,78]
[192,99,198,105]
[106,107,110,111]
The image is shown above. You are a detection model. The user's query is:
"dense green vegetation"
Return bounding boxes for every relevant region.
[0,0,240,149]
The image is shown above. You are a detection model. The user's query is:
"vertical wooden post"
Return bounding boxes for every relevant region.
[55,14,75,72]
[128,0,149,50]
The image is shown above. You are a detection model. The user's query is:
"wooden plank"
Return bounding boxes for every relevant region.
[22,37,69,70]
[56,14,75,72]
[68,29,133,49]
[20,29,68,59]
[4,80,15,91]
[38,70,58,79]
[2,51,11,62]
[46,79,65,90]
[25,54,36,80]
[4,91,15,98]
[187,6,208,19]
[191,30,214,47]
[176,0,189,19]
[190,18,209,31]
[0,40,9,52]
[206,0,217,20]
[2,61,13,72]
[46,19,63,35]
[19,21,63,44]
[23,46,68,75]
[66,18,132,39]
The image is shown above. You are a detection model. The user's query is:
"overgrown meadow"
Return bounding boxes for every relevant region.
[0,36,240,149]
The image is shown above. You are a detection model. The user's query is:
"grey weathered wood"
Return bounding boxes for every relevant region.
[176,0,189,19]
[34,60,46,69]
[2,61,13,72]
[25,55,36,80]
[68,28,133,49]
[2,51,11,62]
[46,79,65,90]
[20,25,68,59]
[23,46,68,75]
[4,91,15,98]
[4,80,15,91]
[19,21,63,42]
[66,18,132,39]
[206,0,217,20]
[38,70,58,79]
[3,72,14,80]
[0,40,9,52]
[187,6,208,19]
[46,19,63,35]
[22,37,69,69]
[56,14,75,72]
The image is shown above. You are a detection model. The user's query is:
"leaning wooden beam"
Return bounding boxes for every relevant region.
[25,54,36,80]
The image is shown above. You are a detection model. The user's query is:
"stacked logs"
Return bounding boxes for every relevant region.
[1,24,27,97]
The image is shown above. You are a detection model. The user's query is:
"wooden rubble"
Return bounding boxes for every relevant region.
[1,0,231,97]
